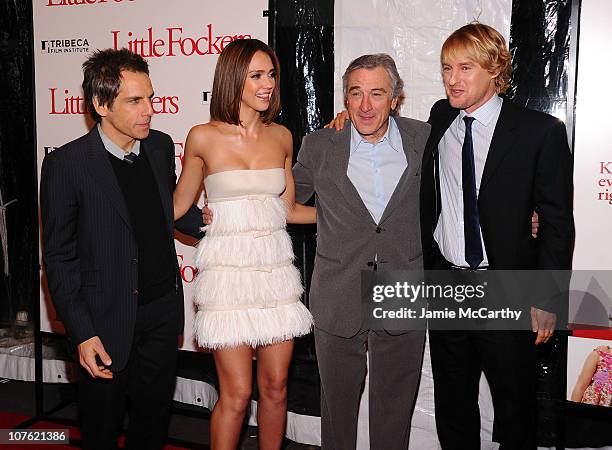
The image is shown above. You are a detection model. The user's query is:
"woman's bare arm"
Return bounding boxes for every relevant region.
[279,127,316,224]
[174,125,207,220]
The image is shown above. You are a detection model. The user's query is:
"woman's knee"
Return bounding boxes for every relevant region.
[219,384,252,413]
[258,374,288,404]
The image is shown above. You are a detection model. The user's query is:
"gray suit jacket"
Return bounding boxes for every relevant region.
[293,117,431,337]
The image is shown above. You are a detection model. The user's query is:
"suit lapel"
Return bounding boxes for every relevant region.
[141,139,173,234]
[429,107,459,159]
[328,124,376,222]
[379,120,419,224]
[86,128,133,230]
[480,99,517,192]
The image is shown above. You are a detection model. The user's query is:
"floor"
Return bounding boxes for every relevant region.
[0,377,319,449]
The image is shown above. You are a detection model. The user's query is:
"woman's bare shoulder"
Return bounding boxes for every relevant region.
[186,122,229,148]
[267,122,292,139]
[266,123,293,153]
[188,122,225,138]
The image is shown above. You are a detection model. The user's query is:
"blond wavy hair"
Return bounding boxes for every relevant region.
[441,23,512,93]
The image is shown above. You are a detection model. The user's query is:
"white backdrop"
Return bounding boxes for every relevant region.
[334,0,511,121]
[33,0,269,351]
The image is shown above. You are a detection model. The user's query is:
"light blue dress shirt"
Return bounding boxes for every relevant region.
[347,117,407,224]
[97,123,141,159]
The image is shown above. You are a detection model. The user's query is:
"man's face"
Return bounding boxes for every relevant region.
[94,70,154,151]
[442,48,498,114]
[345,66,398,143]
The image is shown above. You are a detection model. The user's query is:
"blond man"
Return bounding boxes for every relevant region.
[420,23,574,450]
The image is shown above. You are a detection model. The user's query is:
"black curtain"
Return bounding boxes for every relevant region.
[0,1,38,331]
[270,0,335,417]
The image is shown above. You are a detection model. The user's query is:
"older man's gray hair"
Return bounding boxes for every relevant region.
[342,53,405,116]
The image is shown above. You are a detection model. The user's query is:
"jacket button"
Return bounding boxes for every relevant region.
[375,227,382,233]
[131,258,138,265]
[132,289,139,295]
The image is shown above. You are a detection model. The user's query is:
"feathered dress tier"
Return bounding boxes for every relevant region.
[193,168,313,349]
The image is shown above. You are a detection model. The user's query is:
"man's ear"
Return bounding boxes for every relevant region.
[92,96,109,118]
[391,96,398,112]
[489,68,501,81]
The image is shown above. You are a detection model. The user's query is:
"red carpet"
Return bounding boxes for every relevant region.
[0,411,190,449]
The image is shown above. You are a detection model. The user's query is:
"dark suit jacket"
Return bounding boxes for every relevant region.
[420,98,575,310]
[41,127,203,371]
[294,118,431,337]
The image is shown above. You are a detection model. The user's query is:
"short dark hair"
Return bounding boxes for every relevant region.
[82,48,149,122]
[210,39,281,125]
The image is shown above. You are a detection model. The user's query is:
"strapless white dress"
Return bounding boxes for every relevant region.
[193,168,313,349]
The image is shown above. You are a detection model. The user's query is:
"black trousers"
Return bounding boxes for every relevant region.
[429,329,537,450]
[78,291,180,450]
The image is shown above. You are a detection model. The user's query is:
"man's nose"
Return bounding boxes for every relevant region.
[144,98,154,116]
[360,94,372,111]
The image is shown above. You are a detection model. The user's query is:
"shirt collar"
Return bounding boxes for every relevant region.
[97,123,141,160]
[459,94,502,127]
[350,117,400,153]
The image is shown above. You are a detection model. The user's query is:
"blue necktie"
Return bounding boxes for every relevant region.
[462,116,483,268]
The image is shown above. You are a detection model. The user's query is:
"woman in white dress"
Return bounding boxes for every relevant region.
[173,39,314,450]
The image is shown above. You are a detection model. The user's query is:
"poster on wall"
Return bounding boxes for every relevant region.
[567,336,612,407]
[568,0,612,334]
[33,0,269,351]
[568,0,612,403]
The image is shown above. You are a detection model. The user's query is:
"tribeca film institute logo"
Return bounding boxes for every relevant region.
[41,38,90,55]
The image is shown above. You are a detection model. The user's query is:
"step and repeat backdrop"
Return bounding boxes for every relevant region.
[32,0,612,445]
[34,0,269,351]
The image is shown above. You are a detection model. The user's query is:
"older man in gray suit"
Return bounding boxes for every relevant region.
[293,54,430,449]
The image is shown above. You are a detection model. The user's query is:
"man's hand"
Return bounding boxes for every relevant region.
[531,211,539,238]
[324,110,349,131]
[530,307,556,345]
[203,205,213,225]
[78,336,113,379]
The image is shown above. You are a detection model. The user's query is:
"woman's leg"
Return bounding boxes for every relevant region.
[211,345,254,450]
[255,340,294,450]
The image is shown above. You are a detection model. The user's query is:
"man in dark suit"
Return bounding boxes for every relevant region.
[293,54,430,449]
[40,49,202,450]
[420,23,574,449]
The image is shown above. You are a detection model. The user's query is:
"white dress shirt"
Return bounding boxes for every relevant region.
[434,94,503,267]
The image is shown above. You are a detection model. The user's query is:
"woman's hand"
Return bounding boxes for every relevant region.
[203,204,213,225]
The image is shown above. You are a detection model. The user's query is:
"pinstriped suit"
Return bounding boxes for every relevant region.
[41,126,201,371]
[41,126,203,449]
